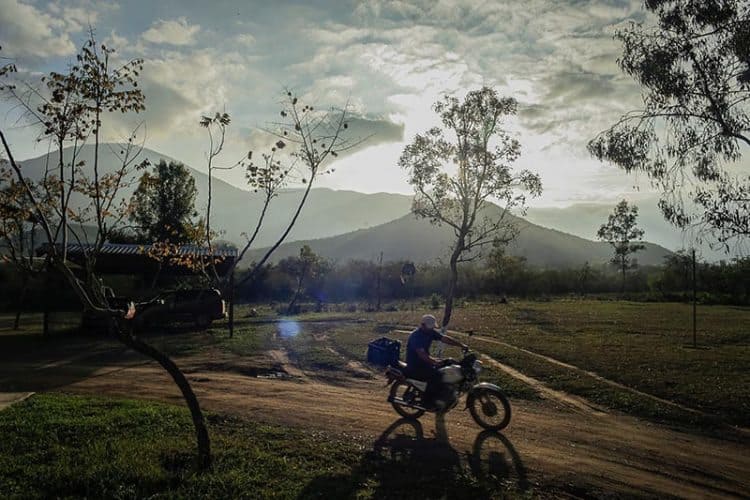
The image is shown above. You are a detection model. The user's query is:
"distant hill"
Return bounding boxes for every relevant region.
[526,200,737,262]
[14,145,677,269]
[16,145,413,247]
[247,209,673,268]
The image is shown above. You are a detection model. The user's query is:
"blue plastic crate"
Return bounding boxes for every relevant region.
[367,337,401,367]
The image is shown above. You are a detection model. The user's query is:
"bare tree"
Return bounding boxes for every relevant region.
[0,37,211,470]
[226,91,362,287]
[198,112,244,280]
[399,87,542,327]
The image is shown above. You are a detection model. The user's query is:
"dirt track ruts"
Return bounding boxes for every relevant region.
[50,348,750,500]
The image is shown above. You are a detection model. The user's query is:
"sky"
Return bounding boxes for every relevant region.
[0,0,703,208]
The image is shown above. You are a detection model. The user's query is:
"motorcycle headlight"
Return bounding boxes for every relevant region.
[472,359,482,374]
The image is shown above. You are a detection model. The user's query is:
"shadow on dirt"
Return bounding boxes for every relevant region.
[0,323,212,393]
[297,416,528,499]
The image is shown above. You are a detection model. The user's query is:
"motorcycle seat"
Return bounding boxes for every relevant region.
[386,365,404,378]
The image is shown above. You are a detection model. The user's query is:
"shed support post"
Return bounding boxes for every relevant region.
[229,268,235,338]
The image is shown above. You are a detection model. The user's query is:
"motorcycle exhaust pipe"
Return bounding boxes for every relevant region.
[388,395,428,412]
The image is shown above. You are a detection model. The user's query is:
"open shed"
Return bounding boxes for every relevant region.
[36,243,239,335]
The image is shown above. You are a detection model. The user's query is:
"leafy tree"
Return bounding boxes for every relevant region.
[129,160,202,244]
[399,86,542,326]
[588,0,750,251]
[597,200,646,291]
[577,261,592,296]
[485,242,529,298]
[278,245,330,313]
[1,35,211,469]
[656,250,694,293]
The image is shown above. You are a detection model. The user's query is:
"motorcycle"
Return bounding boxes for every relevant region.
[384,346,512,431]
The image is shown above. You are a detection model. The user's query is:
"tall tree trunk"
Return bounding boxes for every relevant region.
[13,275,29,330]
[115,323,211,470]
[287,276,304,314]
[59,139,68,262]
[442,247,462,327]
[621,258,626,293]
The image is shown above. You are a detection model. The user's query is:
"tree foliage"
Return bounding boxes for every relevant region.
[597,200,646,291]
[278,245,331,313]
[399,86,542,326]
[129,160,202,244]
[588,0,750,251]
[0,34,211,469]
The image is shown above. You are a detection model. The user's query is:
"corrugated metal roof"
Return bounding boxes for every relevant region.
[40,243,238,258]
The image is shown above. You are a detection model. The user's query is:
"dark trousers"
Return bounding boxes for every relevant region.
[407,365,441,403]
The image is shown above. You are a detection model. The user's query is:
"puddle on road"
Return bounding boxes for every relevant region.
[256,370,291,379]
[239,365,292,379]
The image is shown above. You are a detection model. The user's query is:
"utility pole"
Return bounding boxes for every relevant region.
[692,247,697,348]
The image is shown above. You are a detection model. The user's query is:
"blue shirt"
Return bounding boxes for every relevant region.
[406,327,443,373]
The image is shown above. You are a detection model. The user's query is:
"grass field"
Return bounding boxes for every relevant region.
[0,394,532,499]
[357,300,750,429]
[1,300,748,498]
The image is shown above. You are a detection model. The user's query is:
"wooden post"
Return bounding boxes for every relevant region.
[228,267,235,338]
[376,251,383,312]
[692,248,697,348]
[42,266,50,337]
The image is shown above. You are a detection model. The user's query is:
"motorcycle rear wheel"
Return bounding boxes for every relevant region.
[468,389,511,431]
[390,381,426,419]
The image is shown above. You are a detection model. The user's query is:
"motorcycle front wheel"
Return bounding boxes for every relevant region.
[468,388,511,431]
[389,381,426,419]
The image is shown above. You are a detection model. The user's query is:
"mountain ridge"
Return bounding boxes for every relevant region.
[15,144,413,247]
[14,144,676,268]
[246,210,673,268]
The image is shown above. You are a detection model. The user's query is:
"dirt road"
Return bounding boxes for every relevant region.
[21,345,740,500]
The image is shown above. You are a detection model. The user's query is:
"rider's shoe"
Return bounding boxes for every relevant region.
[421,398,445,412]
[420,397,438,411]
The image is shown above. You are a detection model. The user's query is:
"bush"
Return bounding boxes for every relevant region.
[430,293,441,309]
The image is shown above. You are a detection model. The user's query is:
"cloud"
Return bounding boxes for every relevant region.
[234,33,256,47]
[142,17,200,46]
[343,115,405,149]
[0,0,667,206]
[0,0,76,58]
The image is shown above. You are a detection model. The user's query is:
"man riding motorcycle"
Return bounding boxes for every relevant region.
[405,314,467,410]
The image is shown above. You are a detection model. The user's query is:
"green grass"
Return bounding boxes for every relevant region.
[0,393,536,499]
[217,322,276,357]
[362,299,750,428]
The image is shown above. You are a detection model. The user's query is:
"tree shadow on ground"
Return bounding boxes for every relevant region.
[298,415,528,499]
[0,315,212,393]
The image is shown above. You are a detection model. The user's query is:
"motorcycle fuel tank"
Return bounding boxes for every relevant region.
[438,365,463,384]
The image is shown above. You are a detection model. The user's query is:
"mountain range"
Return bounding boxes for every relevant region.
[15,145,412,247]
[13,144,676,268]
[246,211,672,268]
